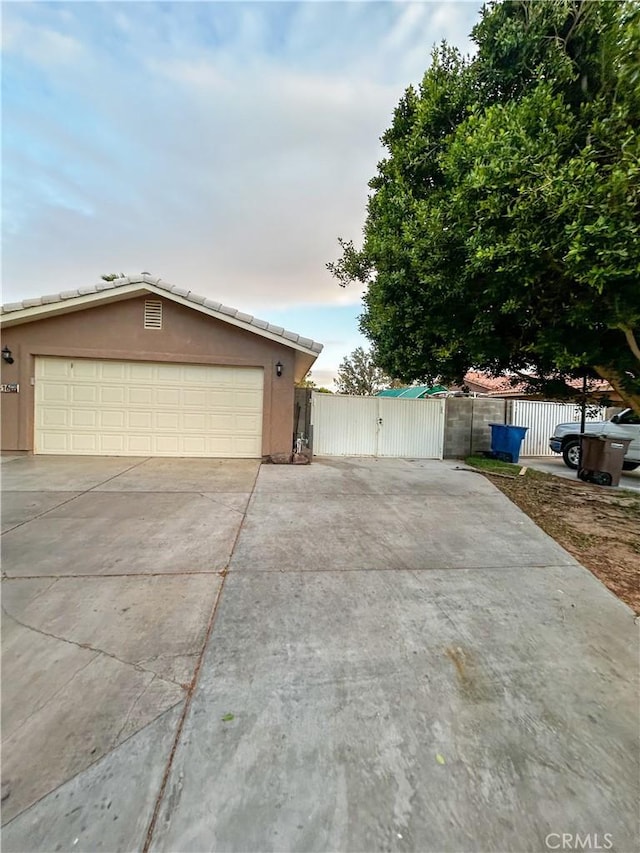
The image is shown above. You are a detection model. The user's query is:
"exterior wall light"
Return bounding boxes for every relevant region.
[275,361,283,377]
[2,346,14,364]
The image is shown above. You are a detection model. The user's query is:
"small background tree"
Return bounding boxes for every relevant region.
[296,371,332,393]
[335,347,393,396]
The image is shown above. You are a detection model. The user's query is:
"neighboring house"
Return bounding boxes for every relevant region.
[377,385,448,398]
[452,371,621,402]
[0,274,322,458]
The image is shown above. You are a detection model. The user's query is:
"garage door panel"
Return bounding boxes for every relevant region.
[71,385,97,403]
[156,388,181,407]
[73,361,99,379]
[100,434,125,452]
[129,364,154,381]
[40,408,69,428]
[100,386,125,404]
[155,412,180,431]
[99,411,125,429]
[70,434,98,453]
[129,411,153,429]
[234,436,262,455]
[234,389,265,407]
[38,432,68,452]
[100,362,126,380]
[183,436,206,453]
[35,358,263,458]
[209,413,235,432]
[128,386,154,405]
[41,384,69,403]
[183,390,208,407]
[40,359,71,379]
[233,369,263,389]
[235,414,261,432]
[183,365,210,382]
[70,410,97,428]
[183,413,207,431]
[209,388,236,407]
[156,436,180,453]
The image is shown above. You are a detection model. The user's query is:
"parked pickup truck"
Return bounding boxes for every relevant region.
[549,408,640,470]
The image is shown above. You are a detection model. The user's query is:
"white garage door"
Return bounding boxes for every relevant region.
[35,357,263,457]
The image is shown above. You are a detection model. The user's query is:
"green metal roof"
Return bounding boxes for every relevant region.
[377,385,448,398]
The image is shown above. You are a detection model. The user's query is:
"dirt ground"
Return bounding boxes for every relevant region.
[478,467,640,614]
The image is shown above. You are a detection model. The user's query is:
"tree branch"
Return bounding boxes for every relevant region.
[619,324,640,365]
[594,365,640,414]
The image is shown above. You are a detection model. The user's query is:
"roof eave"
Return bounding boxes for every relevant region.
[0,279,323,360]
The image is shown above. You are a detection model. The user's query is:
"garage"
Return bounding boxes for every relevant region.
[0,274,322,458]
[35,357,264,457]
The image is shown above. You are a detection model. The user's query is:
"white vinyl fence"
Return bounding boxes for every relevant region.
[510,400,605,456]
[311,393,445,458]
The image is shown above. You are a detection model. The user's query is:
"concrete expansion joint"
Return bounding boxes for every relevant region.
[141,459,261,853]
[0,457,153,537]
[1,700,185,832]
[1,606,187,688]
[1,570,224,580]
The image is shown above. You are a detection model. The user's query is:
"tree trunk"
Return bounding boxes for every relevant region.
[594,365,640,414]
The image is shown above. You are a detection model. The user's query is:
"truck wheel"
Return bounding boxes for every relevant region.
[562,439,581,470]
[622,461,639,471]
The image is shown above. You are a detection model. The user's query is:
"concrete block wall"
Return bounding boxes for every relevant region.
[443,397,507,458]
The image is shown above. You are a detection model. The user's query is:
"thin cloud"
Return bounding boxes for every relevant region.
[2,0,482,372]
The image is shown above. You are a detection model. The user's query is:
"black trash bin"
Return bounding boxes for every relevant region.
[577,434,632,487]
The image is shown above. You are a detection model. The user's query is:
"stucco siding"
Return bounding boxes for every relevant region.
[0,296,295,456]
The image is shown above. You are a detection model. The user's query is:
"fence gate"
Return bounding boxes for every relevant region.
[311,393,445,458]
[510,400,605,456]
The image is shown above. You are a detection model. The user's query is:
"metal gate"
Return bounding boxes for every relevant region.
[510,400,605,456]
[311,393,445,458]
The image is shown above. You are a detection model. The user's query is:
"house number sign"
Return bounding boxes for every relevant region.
[1,383,19,393]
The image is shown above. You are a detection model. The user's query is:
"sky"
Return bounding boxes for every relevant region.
[2,0,482,389]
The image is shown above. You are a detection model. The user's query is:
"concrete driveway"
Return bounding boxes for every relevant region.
[2,457,637,852]
[521,455,640,493]
[1,456,259,832]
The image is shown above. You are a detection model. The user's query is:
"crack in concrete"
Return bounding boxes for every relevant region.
[197,492,247,515]
[1,699,185,830]
[1,606,186,688]
[18,577,60,606]
[2,650,100,742]
[112,676,156,749]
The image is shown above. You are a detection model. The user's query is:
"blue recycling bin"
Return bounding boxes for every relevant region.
[488,423,528,463]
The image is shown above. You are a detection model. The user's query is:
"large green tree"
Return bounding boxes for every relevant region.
[328,0,640,411]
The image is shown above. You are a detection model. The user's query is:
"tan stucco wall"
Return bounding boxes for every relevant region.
[0,295,295,456]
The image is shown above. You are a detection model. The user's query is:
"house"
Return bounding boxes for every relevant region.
[454,371,621,403]
[0,274,322,458]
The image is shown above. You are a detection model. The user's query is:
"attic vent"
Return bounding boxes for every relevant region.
[144,300,162,329]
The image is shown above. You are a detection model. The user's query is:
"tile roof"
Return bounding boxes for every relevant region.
[0,274,323,355]
[462,370,613,396]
